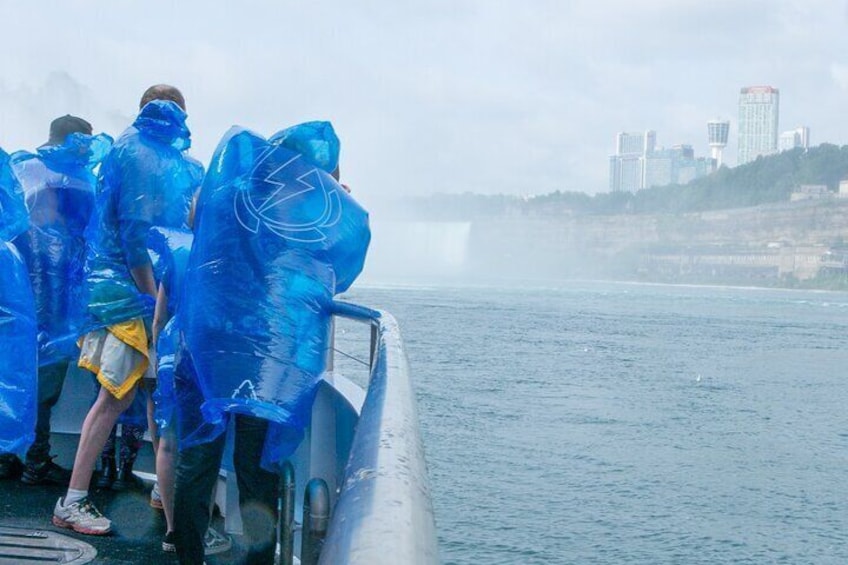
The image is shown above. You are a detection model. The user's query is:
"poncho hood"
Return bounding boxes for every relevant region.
[269,121,340,174]
[133,100,191,152]
[35,132,113,171]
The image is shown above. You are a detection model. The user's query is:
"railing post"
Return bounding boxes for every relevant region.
[369,322,378,369]
[326,317,335,372]
[276,461,296,565]
[301,478,330,565]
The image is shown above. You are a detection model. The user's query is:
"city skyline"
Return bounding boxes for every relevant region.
[610,84,817,192]
[1,2,847,200]
[609,129,714,192]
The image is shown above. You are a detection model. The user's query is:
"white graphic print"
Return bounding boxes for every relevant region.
[231,379,258,401]
[234,146,342,242]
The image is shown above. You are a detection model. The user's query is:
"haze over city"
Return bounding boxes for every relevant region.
[2,0,848,208]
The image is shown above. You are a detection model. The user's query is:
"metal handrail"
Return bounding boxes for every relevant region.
[319,300,440,564]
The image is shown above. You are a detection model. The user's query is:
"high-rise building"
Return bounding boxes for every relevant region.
[737,86,779,165]
[779,126,810,151]
[643,145,712,188]
[609,131,656,192]
[707,119,730,168]
[615,131,656,156]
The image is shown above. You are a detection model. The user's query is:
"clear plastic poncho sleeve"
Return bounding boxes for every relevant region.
[11,133,112,364]
[180,124,370,468]
[0,148,37,457]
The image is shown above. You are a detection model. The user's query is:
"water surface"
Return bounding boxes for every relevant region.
[339,282,848,564]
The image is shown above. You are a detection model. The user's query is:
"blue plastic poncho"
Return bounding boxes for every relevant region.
[146,226,197,432]
[181,124,370,467]
[0,148,37,457]
[83,100,202,331]
[11,133,112,365]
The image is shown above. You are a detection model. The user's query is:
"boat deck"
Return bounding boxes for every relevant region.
[0,434,248,564]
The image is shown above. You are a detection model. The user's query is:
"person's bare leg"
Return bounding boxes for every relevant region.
[68,386,137,492]
[146,395,160,455]
[157,432,177,532]
[147,389,176,531]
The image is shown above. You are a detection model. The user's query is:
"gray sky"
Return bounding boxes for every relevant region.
[1,0,848,207]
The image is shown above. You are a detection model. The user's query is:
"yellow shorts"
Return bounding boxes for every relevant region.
[78,319,152,400]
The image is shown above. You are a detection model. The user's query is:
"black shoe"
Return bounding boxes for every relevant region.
[20,456,71,486]
[95,457,116,490]
[0,454,22,480]
[162,530,176,553]
[112,463,143,492]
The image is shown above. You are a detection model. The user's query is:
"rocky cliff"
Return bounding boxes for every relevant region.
[468,197,848,284]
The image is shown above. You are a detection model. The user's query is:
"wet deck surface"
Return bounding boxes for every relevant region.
[0,434,251,564]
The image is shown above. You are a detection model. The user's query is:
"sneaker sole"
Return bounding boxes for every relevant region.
[52,515,112,536]
[162,541,176,552]
[204,541,232,556]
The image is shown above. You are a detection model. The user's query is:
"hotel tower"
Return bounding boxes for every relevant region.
[737,86,779,166]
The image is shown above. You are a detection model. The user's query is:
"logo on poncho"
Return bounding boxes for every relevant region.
[231,379,258,401]
[234,148,342,243]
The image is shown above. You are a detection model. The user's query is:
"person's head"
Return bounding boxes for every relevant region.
[46,115,92,146]
[139,84,186,112]
[272,121,340,174]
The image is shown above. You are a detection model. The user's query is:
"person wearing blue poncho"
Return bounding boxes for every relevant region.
[0,148,38,481]
[53,85,203,536]
[6,116,112,487]
[145,225,231,556]
[173,122,370,564]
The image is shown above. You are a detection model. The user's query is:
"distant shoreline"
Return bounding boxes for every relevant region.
[353,275,848,294]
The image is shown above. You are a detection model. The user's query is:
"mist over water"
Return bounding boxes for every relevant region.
[0,72,131,151]
[339,281,848,565]
[362,217,471,281]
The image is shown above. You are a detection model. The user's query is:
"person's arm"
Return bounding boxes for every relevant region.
[331,165,351,193]
[151,283,168,344]
[116,148,158,297]
[130,262,157,299]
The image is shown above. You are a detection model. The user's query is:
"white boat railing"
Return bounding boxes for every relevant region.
[318,301,440,565]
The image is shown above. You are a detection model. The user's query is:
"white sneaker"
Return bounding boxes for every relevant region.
[203,526,232,556]
[52,497,112,535]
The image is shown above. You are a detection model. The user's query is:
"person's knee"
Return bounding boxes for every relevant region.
[159,435,176,456]
[97,389,136,416]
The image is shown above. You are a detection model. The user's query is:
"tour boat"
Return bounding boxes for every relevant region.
[0,301,439,565]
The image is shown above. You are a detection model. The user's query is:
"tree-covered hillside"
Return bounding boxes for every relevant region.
[407,144,848,220]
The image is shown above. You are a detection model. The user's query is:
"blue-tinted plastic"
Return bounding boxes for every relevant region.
[269,121,341,176]
[11,133,113,365]
[0,148,37,457]
[0,149,28,242]
[83,100,202,331]
[146,227,195,432]
[181,125,370,468]
[146,227,193,314]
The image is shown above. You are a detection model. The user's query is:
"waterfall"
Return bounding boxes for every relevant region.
[363,220,471,280]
